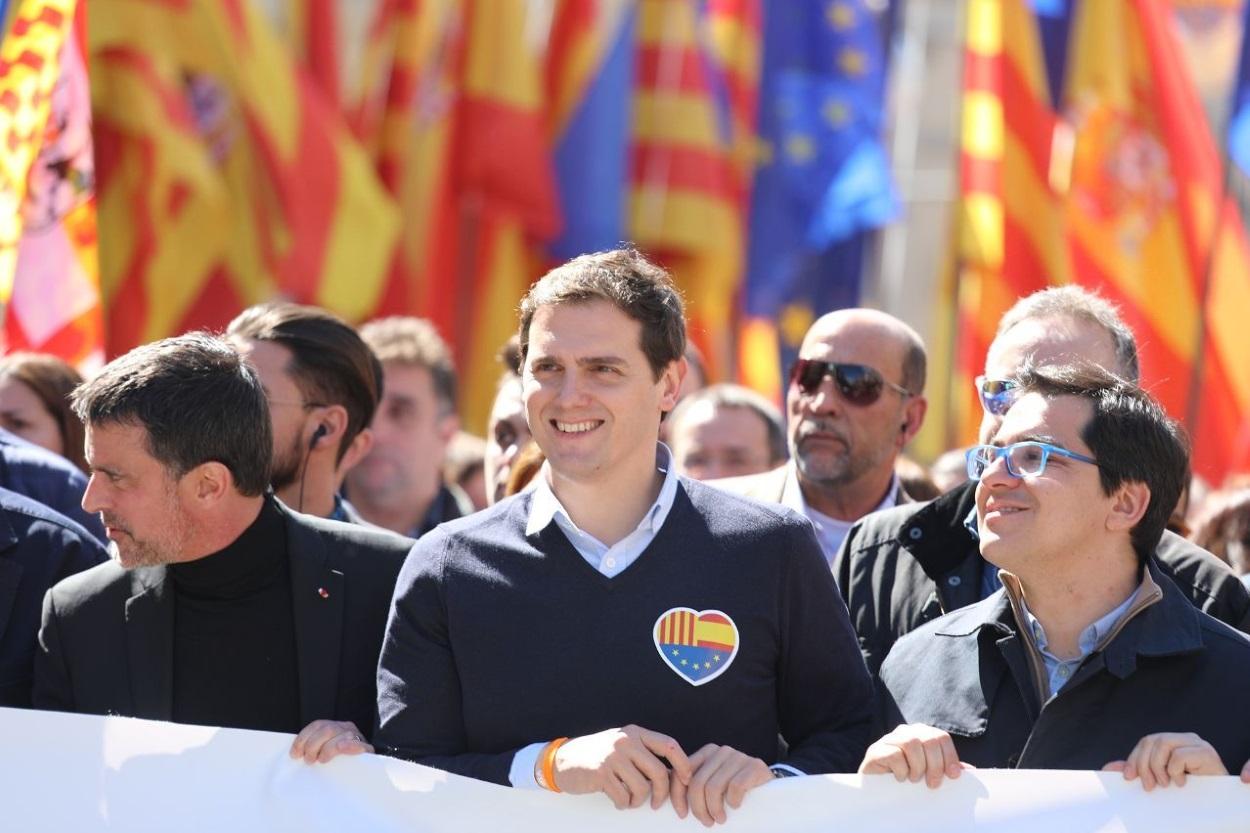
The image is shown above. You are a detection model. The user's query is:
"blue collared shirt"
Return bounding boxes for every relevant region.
[1019,591,1137,699]
[524,444,680,578]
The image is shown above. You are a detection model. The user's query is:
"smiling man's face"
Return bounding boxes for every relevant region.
[522,299,680,488]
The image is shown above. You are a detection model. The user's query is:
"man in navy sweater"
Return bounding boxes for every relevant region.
[375,248,875,825]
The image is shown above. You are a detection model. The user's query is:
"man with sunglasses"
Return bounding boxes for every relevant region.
[859,362,1250,782]
[715,309,927,565]
[834,287,1249,678]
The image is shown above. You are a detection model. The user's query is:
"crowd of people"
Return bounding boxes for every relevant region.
[2,247,1250,825]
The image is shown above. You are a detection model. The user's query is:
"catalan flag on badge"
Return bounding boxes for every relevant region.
[653,607,739,687]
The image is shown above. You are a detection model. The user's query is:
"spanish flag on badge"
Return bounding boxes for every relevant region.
[653,607,739,687]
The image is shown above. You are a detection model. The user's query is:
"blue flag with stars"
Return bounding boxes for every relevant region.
[1230,0,1250,178]
[743,0,899,381]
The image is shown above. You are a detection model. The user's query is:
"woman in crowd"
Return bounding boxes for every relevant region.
[0,352,87,472]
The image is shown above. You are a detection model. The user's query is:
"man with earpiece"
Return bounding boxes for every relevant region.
[32,334,413,764]
[713,308,928,566]
[227,302,384,525]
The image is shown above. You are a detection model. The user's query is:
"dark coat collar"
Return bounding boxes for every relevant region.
[122,498,344,726]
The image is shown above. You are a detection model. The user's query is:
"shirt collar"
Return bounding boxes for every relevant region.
[782,462,901,521]
[526,443,680,538]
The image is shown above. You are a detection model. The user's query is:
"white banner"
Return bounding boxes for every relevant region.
[2,708,1248,832]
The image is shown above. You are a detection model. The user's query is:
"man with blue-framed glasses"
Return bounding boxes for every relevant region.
[833,287,1249,682]
[860,362,1250,785]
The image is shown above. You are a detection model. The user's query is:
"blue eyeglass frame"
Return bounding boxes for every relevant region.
[965,441,1099,480]
[973,375,1020,417]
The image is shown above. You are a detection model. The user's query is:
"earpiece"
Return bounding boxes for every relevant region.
[309,424,329,450]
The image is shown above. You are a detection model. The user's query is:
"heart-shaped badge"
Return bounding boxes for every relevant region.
[653,607,739,686]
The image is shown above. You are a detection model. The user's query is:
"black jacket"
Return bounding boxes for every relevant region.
[33,499,413,737]
[878,561,1250,771]
[0,488,106,707]
[834,479,1250,677]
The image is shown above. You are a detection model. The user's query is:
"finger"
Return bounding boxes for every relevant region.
[628,746,672,809]
[602,772,631,810]
[938,733,963,781]
[671,769,690,819]
[612,759,652,809]
[1103,760,1128,774]
[859,742,909,781]
[701,747,742,824]
[299,724,343,764]
[1168,751,1187,789]
[896,739,928,784]
[1148,736,1182,789]
[689,748,734,828]
[1133,736,1158,791]
[642,732,692,786]
[725,758,771,812]
[318,734,371,764]
[1241,759,1250,783]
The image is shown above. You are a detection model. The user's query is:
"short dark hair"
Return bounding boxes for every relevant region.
[667,383,787,465]
[228,303,382,463]
[71,333,272,496]
[518,248,686,380]
[1015,361,1189,561]
[359,316,457,413]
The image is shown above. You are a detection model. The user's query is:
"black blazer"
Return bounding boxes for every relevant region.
[0,488,106,707]
[32,499,415,738]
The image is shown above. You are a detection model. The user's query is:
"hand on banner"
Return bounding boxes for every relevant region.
[858,723,969,789]
[669,743,773,827]
[1243,759,1250,783]
[552,725,693,810]
[1103,733,1227,790]
[289,720,373,764]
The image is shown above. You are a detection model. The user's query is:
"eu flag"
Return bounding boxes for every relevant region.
[1230,0,1250,178]
[743,0,899,381]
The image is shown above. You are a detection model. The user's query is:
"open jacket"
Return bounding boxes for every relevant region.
[878,560,1250,772]
[33,499,412,737]
[834,479,1250,678]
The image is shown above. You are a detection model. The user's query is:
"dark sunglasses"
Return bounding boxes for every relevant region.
[789,359,913,406]
[973,376,1021,417]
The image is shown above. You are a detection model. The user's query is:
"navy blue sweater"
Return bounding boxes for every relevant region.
[375,477,875,785]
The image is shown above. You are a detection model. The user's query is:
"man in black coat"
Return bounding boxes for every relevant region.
[834,287,1249,679]
[861,363,1250,784]
[32,333,412,764]
[0,487,105,706]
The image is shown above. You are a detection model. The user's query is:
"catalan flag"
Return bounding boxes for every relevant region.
[1063,0,1250,482]
[0,0,103,371]
[949,0,1065,446]
[91,0,398,355]
[629,0,760,382]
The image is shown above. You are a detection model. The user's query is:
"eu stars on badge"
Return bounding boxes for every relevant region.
[653,607,739,686]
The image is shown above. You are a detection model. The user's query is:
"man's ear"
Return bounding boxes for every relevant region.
[1106,480,1151,533]
[896,395,928,449]
[437,407,461,445]
[659,357,687,412]
[187,461,233,505]
[336,428,374,478]
[310,405,350,452]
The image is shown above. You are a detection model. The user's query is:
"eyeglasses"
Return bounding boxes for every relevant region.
[789,359,913,407]
[974,376,1020,417]
[965,441,1098,480]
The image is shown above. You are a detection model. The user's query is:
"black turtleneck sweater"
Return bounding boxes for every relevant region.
[169,498,301,732]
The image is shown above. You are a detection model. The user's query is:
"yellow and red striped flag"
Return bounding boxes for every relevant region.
[0,0,103,371]
[950,0,1067,446]
[1063,0,1250,482]
[92,0,398,356]
[629,0,761,383]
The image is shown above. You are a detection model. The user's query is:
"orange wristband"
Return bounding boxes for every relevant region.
[540,737,569,793]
